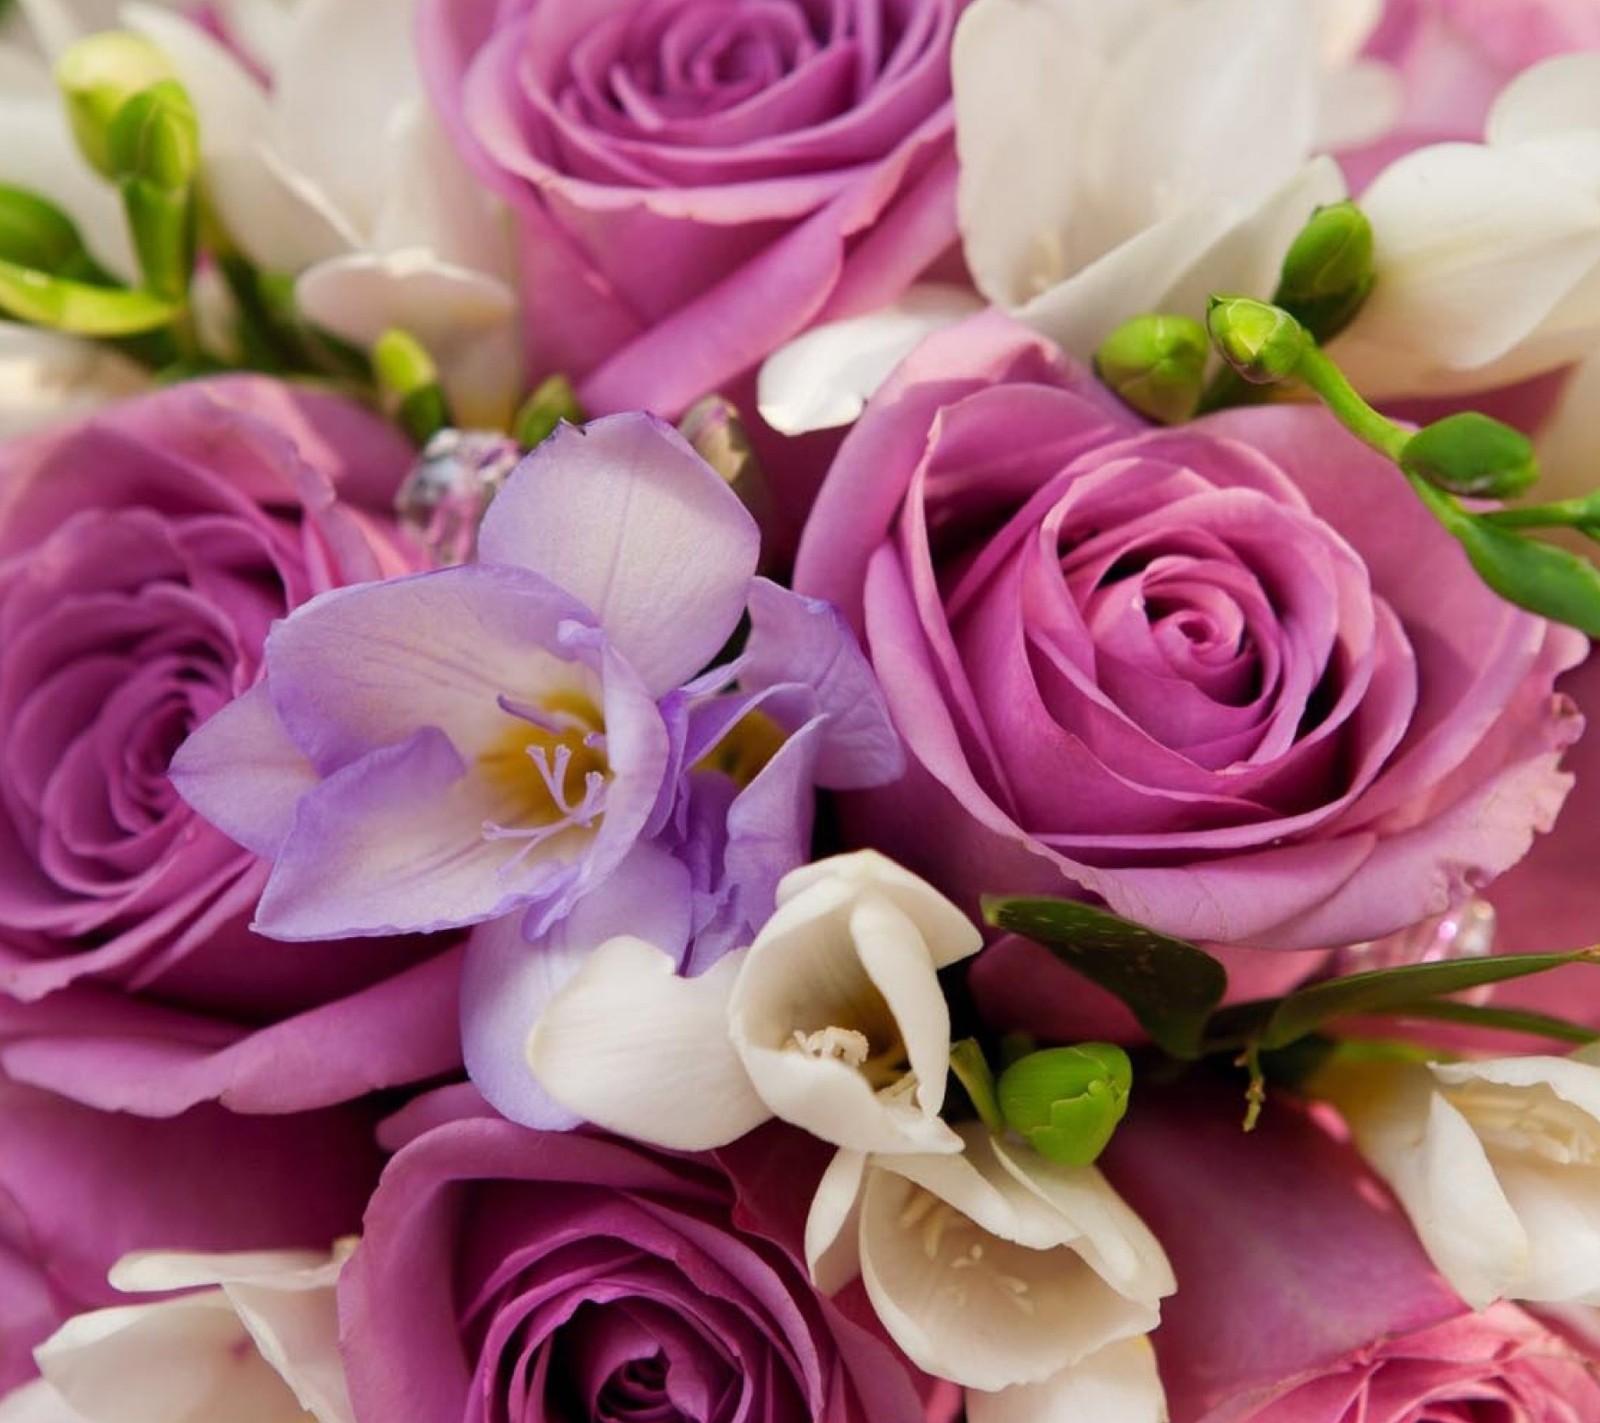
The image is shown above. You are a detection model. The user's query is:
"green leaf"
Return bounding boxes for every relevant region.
[0,256,178,335]
[1211,948,1600,1052]
[982,896,1227,1059]
[1364,997,1600,1045]
[0,183,111,282]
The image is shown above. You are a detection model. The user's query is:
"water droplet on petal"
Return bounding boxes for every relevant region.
[394,428,523,566]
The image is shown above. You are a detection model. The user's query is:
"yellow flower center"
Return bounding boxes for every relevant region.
[478,691,608,832]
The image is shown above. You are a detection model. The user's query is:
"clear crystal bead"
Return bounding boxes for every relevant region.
[1332,898,1497,980]
[394,429,523,567]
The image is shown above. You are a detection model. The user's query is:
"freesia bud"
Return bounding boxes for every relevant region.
[375,328,451,445]
[678,394,772,536]
[55,31,175,178]
[512,373,583,448]
[1207,296,1308,384]
[1401,412,1539,499]
[997,1043,1132,1166]
[106,80,199,192]
[1274,201,1375,342]
[1093,314,1208,424]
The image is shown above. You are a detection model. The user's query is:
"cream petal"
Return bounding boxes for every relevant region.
[34,1295,305,1423]
[966,1338,1169,1423]
[805,1148,868,1295]
[0,1380,86,1423]
[527,936,769,1150]
[756,285,982,436]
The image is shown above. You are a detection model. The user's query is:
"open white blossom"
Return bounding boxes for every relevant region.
[4,0,519,425]
[1320,1044,1600,1310]
[0,1243,355,1423]
[806,1125,1173,1418]
[760,0,1383,435]
[526,850,984,1154]
[1332,52,1600,400]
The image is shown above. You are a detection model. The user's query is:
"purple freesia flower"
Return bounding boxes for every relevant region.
[174,411,901,1127]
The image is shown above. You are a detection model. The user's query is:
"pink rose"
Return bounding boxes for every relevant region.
[0,1075,380,1393]
[419,0,963,419]
[795,314,1584,953]
[0,377,463,1115]
[341,1090,952,1423]
[1103,1085,1600,1423]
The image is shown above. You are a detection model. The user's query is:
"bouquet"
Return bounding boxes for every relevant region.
[3,1,1600,1420]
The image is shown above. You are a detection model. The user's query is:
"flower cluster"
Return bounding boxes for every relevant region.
[3,3,1600,1423]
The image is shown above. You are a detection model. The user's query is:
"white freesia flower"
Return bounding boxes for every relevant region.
[526,849,984,1154]
[760,0,1374,434]
[1332,52,1600,400]
[805,1125,1173,1417]
[4,0,519,425]
[0,1242,355,1423]
[1321,1044,1600,1310]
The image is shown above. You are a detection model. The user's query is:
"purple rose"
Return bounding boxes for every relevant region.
[341,1092,949,1423]
[0,1074,381,1393]
[0,377,463,1114]
[795,314,1585,954]
[419,0,962,419]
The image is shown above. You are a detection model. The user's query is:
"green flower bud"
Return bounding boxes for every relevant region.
[55,31,175,178]
[106,80,200,191]
[1274,201,1375,343]
[512,373,584,448]
[1094,314,1209,424]
[997,1043,1132,1167]
[374,329,452,445]
[1400,412,1539,500]
[1206,296,1309,385]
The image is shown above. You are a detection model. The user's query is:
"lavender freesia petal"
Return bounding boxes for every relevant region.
[461,842,694,1130]
[476,414,759,694]
[255,727,525,938]
[740,580,904,790]
[167,682,316,859]
[262,565,597,775]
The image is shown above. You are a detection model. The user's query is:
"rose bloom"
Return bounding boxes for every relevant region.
[0,1074,380,1395]
[340,1088,955,1423]
[419,0,963,421]
[1102,1083,1600,1423]
[795,314,1584,957]
[0,377,464,1116]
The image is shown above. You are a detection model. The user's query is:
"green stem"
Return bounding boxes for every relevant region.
[1292,345,1410,462]
[1481,495,1600,531]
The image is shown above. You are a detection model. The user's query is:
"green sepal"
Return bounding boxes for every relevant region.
[1272,201,1375,344]
[0,256,178,334]
[1401,412,1539,499]
[55,30,174,178]
[948,1038,1005,1134]
[982,896,1226,1059]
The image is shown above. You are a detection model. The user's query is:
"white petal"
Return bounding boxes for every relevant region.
[1492,1156,1600,1306]
[859,1131,1165,1390]
[0,1380,86,1423]
[1316,59,1402,151]
[756,285,983,435]
[805,1148,868,1295]
[270,0,422,236]
[1341,143,1600,381]
[0,324,149,437]
[205,142,360,272]
[1436,1054,1600,1122]
[776,851,983,970]
[967,1338,1169,1423]
[527,936,769,1150]
[109,1248,334,1294]
[1488,53,1600,149]
[34,1296,304,1423]
[953,0,1106,308]
[224,1279,352,1423]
